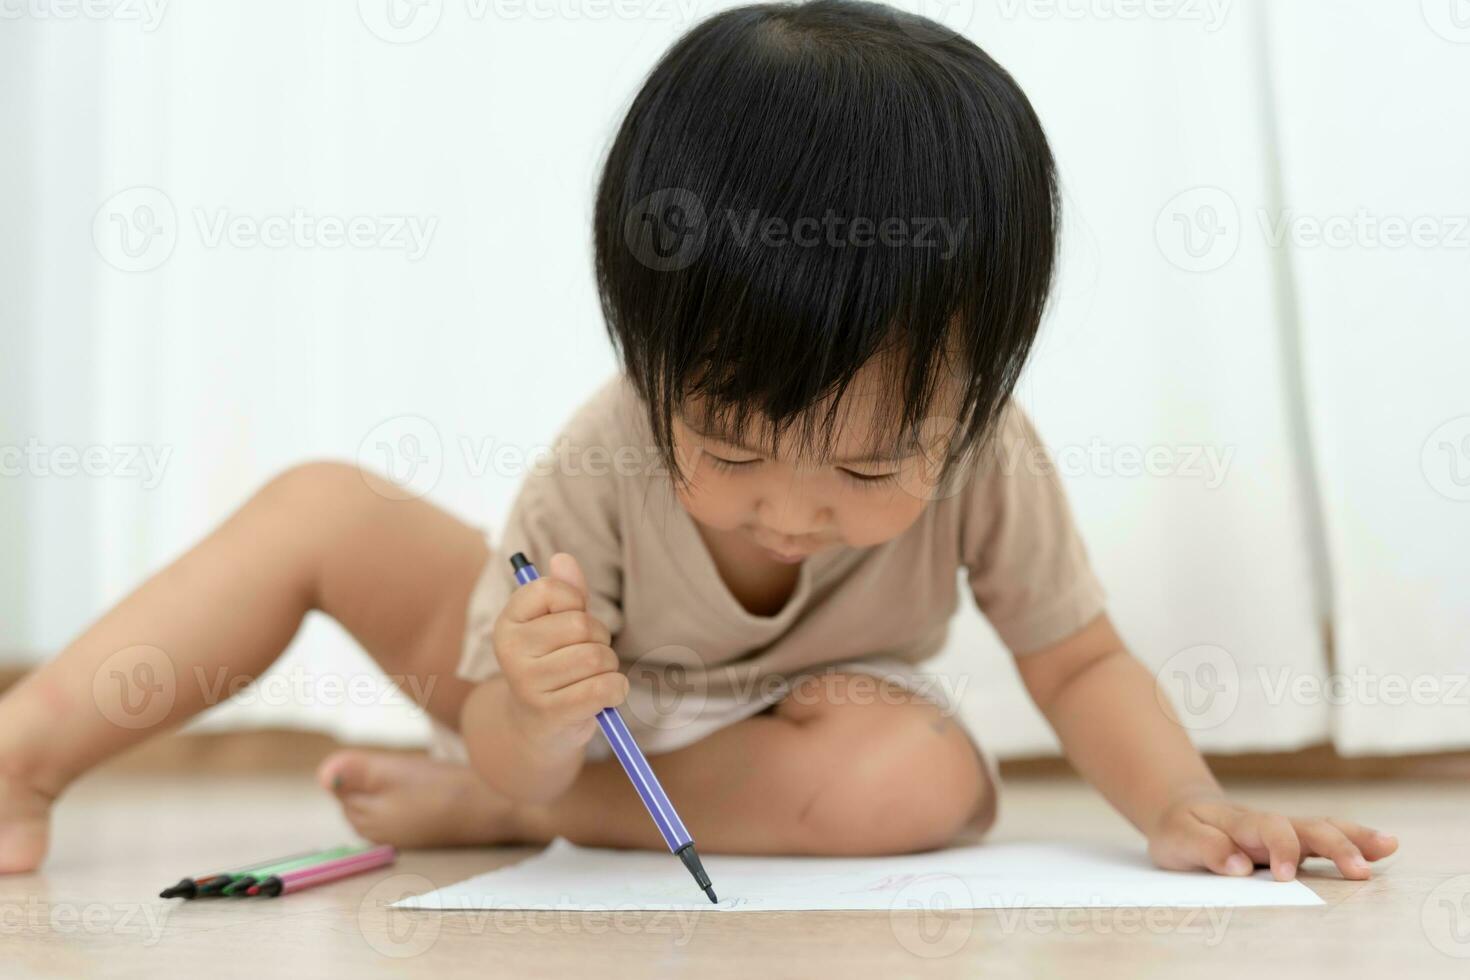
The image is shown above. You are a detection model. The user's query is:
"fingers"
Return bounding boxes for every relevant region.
[501,574,588,623]
[1293,817,1372,880]
[1327,818,1399,861]
[1152,815,1254,877]
[519,609,613,652]
[525,642,621,694]
[538,671,630,726]
[1249,813,1301,881]
[1206,807,1301,880]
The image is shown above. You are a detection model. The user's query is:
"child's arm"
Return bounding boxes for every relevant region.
[1014,613,1399,880]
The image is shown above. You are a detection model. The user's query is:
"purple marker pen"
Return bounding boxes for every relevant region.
[509,552,718,904]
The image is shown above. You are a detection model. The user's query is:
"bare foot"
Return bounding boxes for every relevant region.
[0,774,54,874]
[317,750,528,849]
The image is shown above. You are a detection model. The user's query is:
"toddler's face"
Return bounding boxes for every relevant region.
[671,371,956,564]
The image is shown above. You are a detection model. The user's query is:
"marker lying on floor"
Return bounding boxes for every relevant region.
[219,844,371,896]
[246,844,398,897]
[509,552,718,905]
[158,848,327,899]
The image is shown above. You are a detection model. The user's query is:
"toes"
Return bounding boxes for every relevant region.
[0,777,53,874]
[0,822,49,875]
[338,797,386,843]
[317,750,380,797]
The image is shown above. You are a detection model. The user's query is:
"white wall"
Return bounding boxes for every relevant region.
[2,1,1466,755]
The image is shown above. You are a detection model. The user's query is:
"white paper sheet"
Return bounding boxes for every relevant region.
[394,838,1324,911]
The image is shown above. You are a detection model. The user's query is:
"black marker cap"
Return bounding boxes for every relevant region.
[159,878,197,900]
[509,552,531,573]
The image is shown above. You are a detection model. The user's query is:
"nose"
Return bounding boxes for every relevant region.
[755,479,832,539]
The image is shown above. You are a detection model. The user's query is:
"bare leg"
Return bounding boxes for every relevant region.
[0,462,488,872]
[522,674,995,855]
[1,458,987,867]
[323,673,994,856]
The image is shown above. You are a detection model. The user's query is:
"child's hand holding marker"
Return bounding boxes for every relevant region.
[492,552,629,753]
[506,552,717,901]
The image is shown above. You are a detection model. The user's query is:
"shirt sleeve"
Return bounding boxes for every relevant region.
[959,401,1108,655]
[457,403,627,684]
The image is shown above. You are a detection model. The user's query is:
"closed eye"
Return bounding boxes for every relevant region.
[708,454,760,472]
[839,468,899,488]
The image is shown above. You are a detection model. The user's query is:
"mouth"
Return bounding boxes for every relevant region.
[748,527,831,562]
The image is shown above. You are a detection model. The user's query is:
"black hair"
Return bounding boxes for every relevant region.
[594,0,1059,492]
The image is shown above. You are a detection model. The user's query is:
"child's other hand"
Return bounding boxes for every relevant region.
[1146,797,1399,881]
[491,552,627,747]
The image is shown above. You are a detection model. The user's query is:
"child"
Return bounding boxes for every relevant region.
[0,0,1395,880]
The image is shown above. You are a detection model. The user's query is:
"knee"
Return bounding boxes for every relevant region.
[792,703,991,855]
[245,462,382,589]
[255,460,365,511]
[251,461,397,537]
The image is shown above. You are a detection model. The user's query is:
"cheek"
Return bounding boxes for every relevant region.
[837,489,929,547]
[675,470,750,530]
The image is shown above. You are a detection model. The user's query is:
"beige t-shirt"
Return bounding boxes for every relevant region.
[456,373,1106,752]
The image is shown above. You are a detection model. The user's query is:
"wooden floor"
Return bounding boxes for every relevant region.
[4,767,1469,979]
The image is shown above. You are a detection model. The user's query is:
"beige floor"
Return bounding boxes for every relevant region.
[4,769,1469,979]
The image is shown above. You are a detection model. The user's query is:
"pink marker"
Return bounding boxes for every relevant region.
[246,844,397,897]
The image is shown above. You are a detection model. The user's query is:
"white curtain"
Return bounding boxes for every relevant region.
[1263,2,1470,754]
[3,1,1465,757]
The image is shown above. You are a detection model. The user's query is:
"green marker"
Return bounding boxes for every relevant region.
[202,846,367,897]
